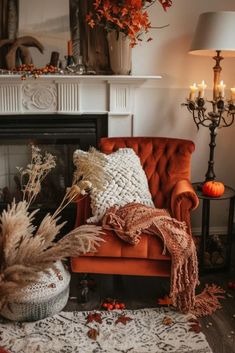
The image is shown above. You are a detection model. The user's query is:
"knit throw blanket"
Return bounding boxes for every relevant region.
[102,202,199,314]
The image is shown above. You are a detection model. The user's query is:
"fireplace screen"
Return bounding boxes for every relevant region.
[0,114,108,229]
[0,142,78,207]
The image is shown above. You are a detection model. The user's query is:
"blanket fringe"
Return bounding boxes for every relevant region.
[191,284,225,317]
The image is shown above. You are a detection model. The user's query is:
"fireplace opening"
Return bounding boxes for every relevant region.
[0,114,108,233]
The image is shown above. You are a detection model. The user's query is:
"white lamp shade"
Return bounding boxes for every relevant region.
[189,11,235,57]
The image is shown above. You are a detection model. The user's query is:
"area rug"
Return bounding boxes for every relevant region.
[0,308,212,353]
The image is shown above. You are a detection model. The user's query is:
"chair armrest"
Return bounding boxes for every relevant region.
[170,179,199,232]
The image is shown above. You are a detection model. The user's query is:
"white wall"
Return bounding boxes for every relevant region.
[18,0,235,231]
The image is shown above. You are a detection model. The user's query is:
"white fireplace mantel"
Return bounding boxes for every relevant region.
[0,74,161,137]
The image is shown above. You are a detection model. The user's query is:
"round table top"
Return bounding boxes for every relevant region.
[193,182,235,200]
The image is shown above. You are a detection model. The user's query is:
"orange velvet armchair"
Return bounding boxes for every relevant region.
[71,137,199,278]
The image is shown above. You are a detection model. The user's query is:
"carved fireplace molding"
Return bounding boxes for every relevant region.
[0,74,161,136]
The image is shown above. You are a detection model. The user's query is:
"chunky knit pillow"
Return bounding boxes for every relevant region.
[73,148,154,223]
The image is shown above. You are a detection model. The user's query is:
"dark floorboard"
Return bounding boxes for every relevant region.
[65,242,235,353]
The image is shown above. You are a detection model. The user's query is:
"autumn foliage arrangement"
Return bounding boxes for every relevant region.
[86,0,173,46]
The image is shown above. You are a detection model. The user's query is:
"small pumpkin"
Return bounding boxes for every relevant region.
[202,181,225,197]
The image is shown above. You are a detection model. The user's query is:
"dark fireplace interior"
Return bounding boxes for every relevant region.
[0,114,108,233]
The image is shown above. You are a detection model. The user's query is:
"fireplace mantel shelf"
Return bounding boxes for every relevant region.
[0,74,161,80]
[0,74,161,137]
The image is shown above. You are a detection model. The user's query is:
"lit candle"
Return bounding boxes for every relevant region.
[230,87,235,102]
[189,83,198,101]
[217,80,226,98]
[198,80,207,98]
[67,40,73,56]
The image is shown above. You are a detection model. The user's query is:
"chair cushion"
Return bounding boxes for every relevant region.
[73,148,154,223]
[71,257,171,277]
[81,230,170,261]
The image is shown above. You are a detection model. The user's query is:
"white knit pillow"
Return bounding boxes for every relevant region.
[73,148,154,223]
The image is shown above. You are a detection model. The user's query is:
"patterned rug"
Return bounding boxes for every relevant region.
[0,308,212,353]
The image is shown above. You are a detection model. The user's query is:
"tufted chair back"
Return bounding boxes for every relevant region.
[100,137,195,209]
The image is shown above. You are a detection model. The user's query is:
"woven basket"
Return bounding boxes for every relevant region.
[0,261,71,322]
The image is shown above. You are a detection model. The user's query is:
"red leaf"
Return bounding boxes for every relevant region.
[86,312,102,324]
[189,323,201,333]
[115,314,133,325]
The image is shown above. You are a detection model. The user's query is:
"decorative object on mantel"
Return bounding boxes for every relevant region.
[0,145,104,321]
[49,51,60,67]
[11,64,61,80]
[0,36,44,70]
[86,0,173,74]
[183,11,235,182]
[107,31,132,75]
[65,39,87,74]
[0,39,87,78]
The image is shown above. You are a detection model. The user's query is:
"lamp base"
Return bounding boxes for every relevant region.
[204,121,217,182]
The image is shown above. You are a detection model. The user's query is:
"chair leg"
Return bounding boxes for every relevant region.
[80,279,89,302]
[113,274,124,291]
[79,275,89,303]
[78,274,97,303]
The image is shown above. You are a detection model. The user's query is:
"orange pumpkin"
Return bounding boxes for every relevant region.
[202,181,225,197]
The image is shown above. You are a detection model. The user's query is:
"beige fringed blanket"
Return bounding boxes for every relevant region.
[102,202,199,314]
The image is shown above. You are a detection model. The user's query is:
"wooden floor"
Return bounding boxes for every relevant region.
[66,243,235,353]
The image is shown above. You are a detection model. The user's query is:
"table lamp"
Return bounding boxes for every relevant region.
[183,11,235,181]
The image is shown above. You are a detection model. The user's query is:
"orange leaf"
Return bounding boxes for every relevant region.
[115,314,133,325]
[87,328,99,340]
[162,316,173,325]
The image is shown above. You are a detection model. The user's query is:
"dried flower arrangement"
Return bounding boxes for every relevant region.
[86,0,173,46]
[0,146,104,311]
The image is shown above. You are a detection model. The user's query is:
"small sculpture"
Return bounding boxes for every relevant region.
[0,36,44,70]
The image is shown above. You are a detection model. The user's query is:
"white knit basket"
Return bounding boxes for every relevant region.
[0,261,71,322]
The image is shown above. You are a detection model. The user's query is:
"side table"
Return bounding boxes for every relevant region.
[193,182,235,272]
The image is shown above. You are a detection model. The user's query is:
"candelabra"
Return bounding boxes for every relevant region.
[183,11,235,181]
[184,91,235,181]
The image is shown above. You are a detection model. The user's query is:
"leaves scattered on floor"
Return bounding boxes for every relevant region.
[115,314,133,325]
[162,316,173,325]
[86,312,103,324]
[87,328,99,340]
[86,312,133,340]
[188,318,202,333]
